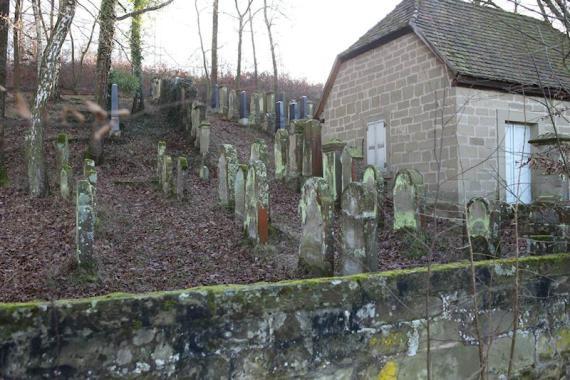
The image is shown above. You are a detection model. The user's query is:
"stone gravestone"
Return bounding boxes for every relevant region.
[76,179,96,268]
[467,197,498,260]
[219,86,229,118]
[191,102,206,145]
[110,83,120,137]
[340,181,378,275]
[161,155,174,196]
[264,92,275,132]
[199,123,211,157]
[274,129,289,181]
[60,164,72,200]
[299,96,308,119]
[257,92,265,128]
[275,101,285,130]
[157,141,167,182]
[244,160,269,244]
[322,139,346,205]
[307,101,315,118]
[83,159,97,206]
[239,91,248,126]
[287,120,304,189]
[300,119,322,178]
[55,133,70,173]
[298,177,334,276]
[250,139,269,168]
[234,165,248,225]
[217,144,239,208]
[340,146,356,195]
[176,157,189,201]
[200,165,210,181]
[363,165,385,228]
[211,84,219,112]
[228,89,237,121]
[393,169,424,232]
[289,100,298,124]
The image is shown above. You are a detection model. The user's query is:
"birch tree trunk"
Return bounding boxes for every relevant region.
[31,0,44,77]
[26,0,77,197]
[95,0,117,108]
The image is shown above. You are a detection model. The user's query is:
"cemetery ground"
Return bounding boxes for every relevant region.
[1,95,521,303]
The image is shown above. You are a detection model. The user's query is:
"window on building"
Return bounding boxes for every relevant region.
[367,120,386,170]
[505,122,532,204]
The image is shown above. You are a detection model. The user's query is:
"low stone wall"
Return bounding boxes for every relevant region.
[1,254,569,379]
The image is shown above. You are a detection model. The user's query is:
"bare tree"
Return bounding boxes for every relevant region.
[263,0,278,95]
[131,0,145,113]
[27,0,77,197]
[13,0,22,92]
[31,0,45,76]
[211,0,219,102]
[249,7,259,90]
[194,0,209,81]
[0,0,8,186]
[234,0,254,90]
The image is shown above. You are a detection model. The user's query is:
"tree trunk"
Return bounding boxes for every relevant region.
[210,0,219,95]
[264,0,278,95]
[13,0,22,92]
[236,18,243,90]
[26,0,77,197]
[0,0,9,186]
[95,0,117,108]
[131,0,144,114]
[249,8,258,90]
[31,0,44,78]
[194,0,209,81]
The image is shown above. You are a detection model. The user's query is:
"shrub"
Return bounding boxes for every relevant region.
[109,70,140,96]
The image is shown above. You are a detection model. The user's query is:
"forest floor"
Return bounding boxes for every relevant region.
[0,95,520,303]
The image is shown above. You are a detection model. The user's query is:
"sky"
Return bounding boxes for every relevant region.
[138,0,399,85]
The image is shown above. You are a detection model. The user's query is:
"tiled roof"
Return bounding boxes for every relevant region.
[341,0,570,93]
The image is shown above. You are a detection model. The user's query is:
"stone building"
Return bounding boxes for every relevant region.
[316,0,570,205]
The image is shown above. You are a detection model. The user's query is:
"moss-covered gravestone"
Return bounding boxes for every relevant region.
[363,165,385,228]
[287,121,304,189]
[176,157,189,201]
[157,141,166,182]
[83,159,96,186]
[340,146,354,195]
[249,93,259,128]
[322,139,346,204]
[218,144,239,208]
[219,86,229,117]
[199,165,209,181]
[340,182,378,275]
[55,133,70,173]
[274,130,289,181]
[199,123,211,157]
[76,180,96,268]
[393,169,424,232]
[161,155,174,196]
[250,139,269,168]
[467,197,499,260]
[191,102,206,145]
[244,160,269,244]
[234,165,248,225]
[298,177,334,276]
[264,92,276,132]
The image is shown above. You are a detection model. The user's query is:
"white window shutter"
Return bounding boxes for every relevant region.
[376,121,386,169]
[367,123,376,166]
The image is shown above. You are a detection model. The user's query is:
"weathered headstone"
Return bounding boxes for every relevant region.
[301,119,322,178]
[83,159,97,188]
[274,129,289,181]
[218,144,239,208]
[176,157,189,201]
[393,169,424,232]
[249,93,261,128]
[298,177,334,276]
[200,165,209,181]
[110,83,120,136]
[244,160,269,244]
[239,91,248,126]
[467,197,499,260]
[228,89,237,121]
[363,165,385,227]
[340,146,355,194]
[250,139,269,167]
[264,92,276,132]
[340,181,378,275]
[60,164,72,200]
[157,141,166,182]
[161,155,173,196]
[234,165,248,224]
[307,101,315,118]
[76,179,96,268]
[299,96,308,119]
[219,86,229,117]
[191,102,206,144]
[199,123,211,157]
[287,121,304,189]
[55,133,70,173]
[322,139,347,204]
[211,84,219,111]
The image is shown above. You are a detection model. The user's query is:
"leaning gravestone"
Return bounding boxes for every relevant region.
[157,141,167,182]
[161,155,174,196]
[340,181,378,275]
[322,139,346,204]
[176,157,189,201]
[250,139,269,168]
[298,177,334,276]
[76,179,96,268]
[218,144,239,208]
[274,129,289,181]
[234,165,248,225]
[244,160,269,244]
[467,197,499,260]
[393,169,424,232]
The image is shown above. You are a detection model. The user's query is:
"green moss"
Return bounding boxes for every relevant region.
[0,164,8,187]
[556,328,570,353]
[57,133,69,145]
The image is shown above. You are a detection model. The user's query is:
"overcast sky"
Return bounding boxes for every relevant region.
[136,0,399,85]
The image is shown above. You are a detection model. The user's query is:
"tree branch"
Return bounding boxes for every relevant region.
[116,0,175,21]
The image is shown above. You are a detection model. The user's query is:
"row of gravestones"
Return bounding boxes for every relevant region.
[210,85,314,134]
[218,140,270,244]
